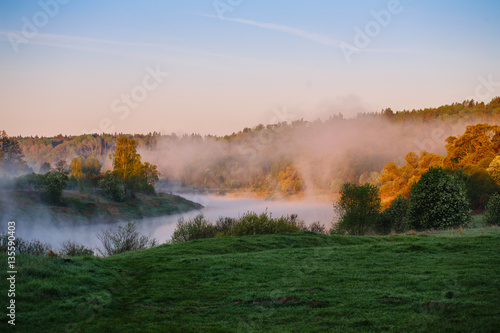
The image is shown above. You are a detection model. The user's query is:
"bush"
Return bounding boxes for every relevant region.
[226,211,302,236]
[171,214,218,243]
[308,221,327,234]
[485,193,500,225]
[0,233,51,256]
[406,167,471,230]
[14,172,44,191]
[379,195,409,233]
[332,183,381,235]
[59,240,94,257]
[98,172,125,202]
[463,170,500,212]
[97,222,156,256]
[170,212,304,243]
[42,172,68,204]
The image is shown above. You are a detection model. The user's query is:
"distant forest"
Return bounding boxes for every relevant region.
[3,97,500,197]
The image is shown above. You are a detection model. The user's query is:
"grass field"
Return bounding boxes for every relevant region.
[1,227,500,332]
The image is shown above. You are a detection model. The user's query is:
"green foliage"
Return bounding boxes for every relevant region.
[0,233,51,256]
[98,172,125,202]
[14,171,68,204]
[332,183,381,235]
[58,240,94,257]
[41,171,68,204]
[485,193,500,225]
[406,167,471,230]
[381,195,409,233]
[224,211,302,236]
[97,222,157,256]
[171,212,304,243]
[14,172,45,191]
[171,214,218,243]
[110,137,159,198]
[461,169,500,212]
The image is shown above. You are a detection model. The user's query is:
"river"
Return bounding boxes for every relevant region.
[15,194,335,252]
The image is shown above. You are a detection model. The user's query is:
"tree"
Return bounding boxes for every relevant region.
[110,137,142,183]
[485,193,500,225]
[110,137,159,197]
[39,162,51,174]
[55,159,68,173]
[406,167,471,230]
[0,131,29,175]
[82,157,101,177]
[41,171,68,204]
[444,124,500,168]
[487,155,500,186]
[69,156,84,179]
[380,194,409,233]
[332,183,381,235]
[98,172,125,202]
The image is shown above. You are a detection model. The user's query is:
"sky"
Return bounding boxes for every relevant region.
[1,0,500,137]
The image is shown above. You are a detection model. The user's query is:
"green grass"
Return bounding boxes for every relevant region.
[0,190,202,225]
[1,227,500,332]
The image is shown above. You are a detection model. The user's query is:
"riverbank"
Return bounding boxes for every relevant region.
[0,190,203,225]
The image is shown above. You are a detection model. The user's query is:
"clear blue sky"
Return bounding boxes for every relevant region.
[1,0,499,136]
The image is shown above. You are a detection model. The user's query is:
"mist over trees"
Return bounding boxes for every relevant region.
[4,97,500,197]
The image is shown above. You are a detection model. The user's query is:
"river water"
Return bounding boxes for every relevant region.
[15,194,335,252]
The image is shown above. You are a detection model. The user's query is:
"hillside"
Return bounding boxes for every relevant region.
[0,190,202,225]
[2,228,499,332]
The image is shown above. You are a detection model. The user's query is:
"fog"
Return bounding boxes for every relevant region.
[141,116,474,194]
[8,194,334,252]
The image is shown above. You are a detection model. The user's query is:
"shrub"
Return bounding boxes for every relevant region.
[379,195,409,233]
[308,221,326,234]
[0,233,51,256]
[463,170,500,212]
[42,171,68,204]
[170,212,304,243]
[97,222,156,256]
[14,172,44,191]
[485,193,500,225]
[171,214,218,243]
[59,240,94,257]
[98,172,125,202]
[406,167,471,230]
[227,211,302,236]
[215,217,236,236]
[332,183,381,235]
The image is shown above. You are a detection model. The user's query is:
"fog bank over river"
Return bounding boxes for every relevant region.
[13,194,335,252]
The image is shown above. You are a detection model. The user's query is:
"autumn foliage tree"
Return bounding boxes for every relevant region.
[109,137,159,198]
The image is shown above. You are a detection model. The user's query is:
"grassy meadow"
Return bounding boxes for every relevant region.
[1,226,499,332]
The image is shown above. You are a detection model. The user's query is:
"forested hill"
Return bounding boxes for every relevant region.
[5,97,500,196]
